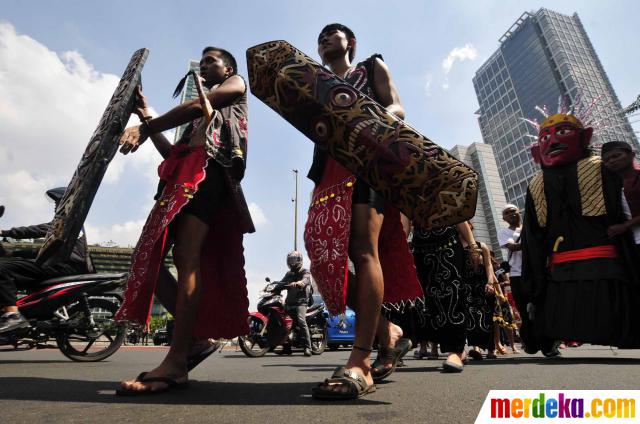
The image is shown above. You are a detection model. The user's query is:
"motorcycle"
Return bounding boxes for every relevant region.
[0,271,128,361]
[0,204,127,362]
[238,278,327,357]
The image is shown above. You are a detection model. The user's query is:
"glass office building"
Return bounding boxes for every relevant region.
[473,8,638,209]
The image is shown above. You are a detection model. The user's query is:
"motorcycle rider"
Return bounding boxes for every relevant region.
[0,187,94,333]
[280,251,313,356]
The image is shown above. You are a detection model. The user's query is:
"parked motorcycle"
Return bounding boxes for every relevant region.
[238,278,327,357]
[0,203,127,361]
[0,271,128,361]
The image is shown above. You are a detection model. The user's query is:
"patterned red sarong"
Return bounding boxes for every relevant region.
[115,144,249,339]
[304,157,423,315]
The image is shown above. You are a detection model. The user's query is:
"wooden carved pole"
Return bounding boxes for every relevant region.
[37,48,149,265]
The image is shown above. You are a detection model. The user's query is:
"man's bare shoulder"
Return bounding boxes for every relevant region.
[372,56,391,74]
[219,74,246,94]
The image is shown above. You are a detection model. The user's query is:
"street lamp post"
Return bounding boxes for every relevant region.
[292,169,299,251]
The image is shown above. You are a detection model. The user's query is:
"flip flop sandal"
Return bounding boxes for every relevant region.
[115,372,189,396]
[312,368,376,400]
[371,338,412,383]
[187,339,221,371]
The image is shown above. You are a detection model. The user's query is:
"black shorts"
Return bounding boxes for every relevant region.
[351,178,385,214]
[179,160,228,225]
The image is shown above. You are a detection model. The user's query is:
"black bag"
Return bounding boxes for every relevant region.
[306,283,315,307]
[499,261,511,273]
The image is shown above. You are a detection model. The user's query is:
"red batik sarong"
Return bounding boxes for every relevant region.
[115,144,249,339]
[304,157,423,315]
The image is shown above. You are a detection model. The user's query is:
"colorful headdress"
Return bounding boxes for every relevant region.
[524,94,637,162]
[539,113,584,131]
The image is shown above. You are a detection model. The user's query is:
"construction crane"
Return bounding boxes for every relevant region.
[624,94,640,115]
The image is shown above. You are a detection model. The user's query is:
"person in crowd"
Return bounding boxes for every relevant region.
[411,221,481,372]
[279,251,313,357]
[0,188,94,333]
[307,23,419,399]
[490,253,520,354]
[464,226,497,361]
[522,114,640,353]
[601,141,640,256]
[116,46,253,395]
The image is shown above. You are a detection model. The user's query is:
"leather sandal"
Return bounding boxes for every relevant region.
[371,338,412,383]
[312,367,376,400]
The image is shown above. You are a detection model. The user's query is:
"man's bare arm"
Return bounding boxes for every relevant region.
[120,76,245,154]
[149,75,245,133]
[457,221,483,268]
[608,214,640,238]
[132,86,174,159]
[372,58,405,120]
[505,241,522,252]
[147,132,172,159]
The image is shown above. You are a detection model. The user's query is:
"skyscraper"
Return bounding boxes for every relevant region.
[473,8,638,209]
[174,60,201,142]
[450,143,508,258]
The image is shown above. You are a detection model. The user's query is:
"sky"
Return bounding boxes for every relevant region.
[1,0,638,307]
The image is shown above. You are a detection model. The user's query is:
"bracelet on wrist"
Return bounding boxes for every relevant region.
[138,108,152,122]
[140,119,155,134]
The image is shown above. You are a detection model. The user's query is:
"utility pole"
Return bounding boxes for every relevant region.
[292,169,299,251]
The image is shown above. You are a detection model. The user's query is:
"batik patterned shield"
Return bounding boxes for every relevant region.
[246,40,478,228]
[37,48,149,265]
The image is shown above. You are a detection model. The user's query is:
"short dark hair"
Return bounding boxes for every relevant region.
[202,46,238,76]
[601,141,633,156]
[318,23,356,61]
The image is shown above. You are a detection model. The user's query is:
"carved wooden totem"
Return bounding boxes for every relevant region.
[37,48,149,265]
[247,41,478,229]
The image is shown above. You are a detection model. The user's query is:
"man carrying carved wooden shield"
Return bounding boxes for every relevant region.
[115,47,253,395]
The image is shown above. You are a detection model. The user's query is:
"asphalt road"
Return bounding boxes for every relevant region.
[1,345,639,423]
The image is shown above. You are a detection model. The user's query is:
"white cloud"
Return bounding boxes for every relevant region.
[248,202,268,227]
[244,269,271,310]
[442,43,478,75]
[0,22,164,242]
[84,219,146,247]
[423,73,433,97]
[0,171,56,225]
[440,44,478,91]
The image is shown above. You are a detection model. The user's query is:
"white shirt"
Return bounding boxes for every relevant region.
[498,227,522,277]
[621,192,640,244]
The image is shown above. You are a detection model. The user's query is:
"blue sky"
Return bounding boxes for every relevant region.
[1,0,638,306]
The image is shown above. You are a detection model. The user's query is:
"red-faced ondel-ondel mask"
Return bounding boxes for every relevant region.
[536,114,593,167]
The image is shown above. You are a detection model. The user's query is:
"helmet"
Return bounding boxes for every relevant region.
[286,250,303,271]
[45,187,67,204]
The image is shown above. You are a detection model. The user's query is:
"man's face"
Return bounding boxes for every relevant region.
[538,123,587,167]
[317,29,352,63]
[603,149,634,173]
[199,51,229,85]
[503,208,520,226]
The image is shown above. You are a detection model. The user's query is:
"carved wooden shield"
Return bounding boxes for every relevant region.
[37,48,149,265]
[247,41,478,228]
